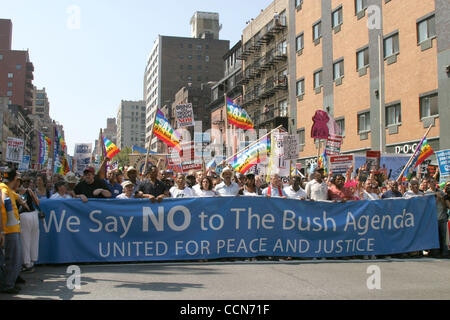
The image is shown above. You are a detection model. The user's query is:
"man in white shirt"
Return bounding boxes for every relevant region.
[192,170,205,195]
[214,168,240,197]
[305,168,329,201]
[170,174,195,198]
[284,175,306,200]
[262,174,287,198]
[116,181,135,199]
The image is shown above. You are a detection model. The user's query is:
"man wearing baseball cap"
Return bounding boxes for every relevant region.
[73,167,112,202]
[0,168,22,294]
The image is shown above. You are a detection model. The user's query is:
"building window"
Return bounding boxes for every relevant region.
[296,79,305,96]
[420,93,438,119]
[336,118,345,136]
[8,73,13,78]
[357,47,369,70]
[0,54,3,60]
[358,112,371,133]
[384,33,399,58]
[295,0,303,8]
[188,44,192,49]
[333,60,344,80]
[314,70,323,89]
[7,82,12,88]
[313,21,322,41]
[188,65,193,70]
[278,40,287,55]
[355,0,367,14]
[298,129,305,145]
[296,33,304,52]
[196,44,202,50]
[7,91,12,97]
[332,7,343,28]
[417,15,436,44]
[197,55,202,60]
[205,56,210,62]
[386,103,401,126]
[16,64,22,70]
[279,100,288,117]
[179,55,184,59]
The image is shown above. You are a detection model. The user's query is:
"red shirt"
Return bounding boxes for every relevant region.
[328,184,357,201]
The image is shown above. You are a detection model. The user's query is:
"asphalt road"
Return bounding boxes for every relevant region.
[4,257,450,300]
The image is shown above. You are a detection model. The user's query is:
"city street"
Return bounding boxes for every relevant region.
[5,258,450,300]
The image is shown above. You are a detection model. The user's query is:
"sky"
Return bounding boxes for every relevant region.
[2,0,274,155]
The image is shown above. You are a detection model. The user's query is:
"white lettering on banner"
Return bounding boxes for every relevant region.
[98,241,169,258]
[89,211,134,238]
[142,206,191,232]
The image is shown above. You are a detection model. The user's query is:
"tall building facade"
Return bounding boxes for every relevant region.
[0,19,34,113]
[293,0,450,167]
[144,14,230,152]
[103,118,117,145]
[190,12,221,40]
[239,0,295,133]
[116,100,146,150]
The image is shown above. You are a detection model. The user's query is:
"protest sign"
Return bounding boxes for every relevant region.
[268,131,289,177]
[37,196,439,264]
[329,155,354,175]
[325,135,343,156]
[436,149,450,183]
[366,151,381,171]
[176,103,195,128]
[6,137,24,164]
[18,155,30,172]
[283,135,299,161]
[354,154,410,181]
[74,143,92,175]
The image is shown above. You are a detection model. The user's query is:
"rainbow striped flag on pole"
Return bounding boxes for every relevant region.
[153,109,181,151]
[227,98,254,130]
[103,137,121,160]
[403,138,434,180]
[231,136,270,174]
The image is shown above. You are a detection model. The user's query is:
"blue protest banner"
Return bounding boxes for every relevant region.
[436,149,450,184]
[37,196,439,264]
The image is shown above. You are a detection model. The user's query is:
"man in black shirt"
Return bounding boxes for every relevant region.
[138,166,169,203]
[381,180,403,199]
[74,167,112,202]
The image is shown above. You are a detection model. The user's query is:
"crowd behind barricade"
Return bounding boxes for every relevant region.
[0,157,449,294]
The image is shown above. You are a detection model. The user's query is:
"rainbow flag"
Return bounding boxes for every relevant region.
[38,132,51,165]
[414,138,434,168]
[231,136,270,174]
[403,138,434,181]
[103,137,121,159]
[153,109,181,151]
[318,149,328,175]
[227,98,254,130]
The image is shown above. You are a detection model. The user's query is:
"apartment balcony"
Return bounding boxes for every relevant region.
[26,62,34,72]
[273,16,287,33]
[274,75,288,90]
[238,40,255,60]
[256,106,289,131]
[273,47,288,62]
[242,90,254,107]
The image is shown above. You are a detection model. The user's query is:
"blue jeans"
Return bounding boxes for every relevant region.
[3,233,22,290]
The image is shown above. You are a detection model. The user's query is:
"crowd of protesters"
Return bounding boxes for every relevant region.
[0,156,449,294]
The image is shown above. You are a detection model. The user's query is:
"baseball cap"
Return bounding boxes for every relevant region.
[127,166,137,173]
[122,180,135,188]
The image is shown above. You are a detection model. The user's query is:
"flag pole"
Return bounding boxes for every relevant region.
[224,93,229,158]
[225,125,282,163]
[143,108,159,177]
[396,124,433,182]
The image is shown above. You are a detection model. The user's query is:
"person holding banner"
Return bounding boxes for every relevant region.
[214,168,240,197]
[194,177,216,197]
[426,178,449,258]
[403,178,424,199]
[116,181,136,199]
[381,180,403,199]
[305,168,329,201]
[284,176,306,200]
[138,165,169,203]
[262,174,287,198]
[360,179,381,200]
[328,174,356,202]
[239,173,262,197]
[50,181,73,199]
[170,174,195,199]
[74,167,112,202]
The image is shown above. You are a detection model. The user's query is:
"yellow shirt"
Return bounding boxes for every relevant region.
[0,183,20,234]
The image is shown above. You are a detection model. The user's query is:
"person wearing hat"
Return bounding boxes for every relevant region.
[65,172,79,198]
[73,167,112,202]
[50,181,73,199]
[116,181,136,199]
[0,168,23,294]
[214,167,240,197]
[124,166,140,194]
[305,167,329,201]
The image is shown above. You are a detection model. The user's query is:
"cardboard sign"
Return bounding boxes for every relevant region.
[283,135,299,161]
[6,137,24,164]
[366,151,381,171]
[176,103,195,128]
[330,155,354,175]
[325,135,343,156]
